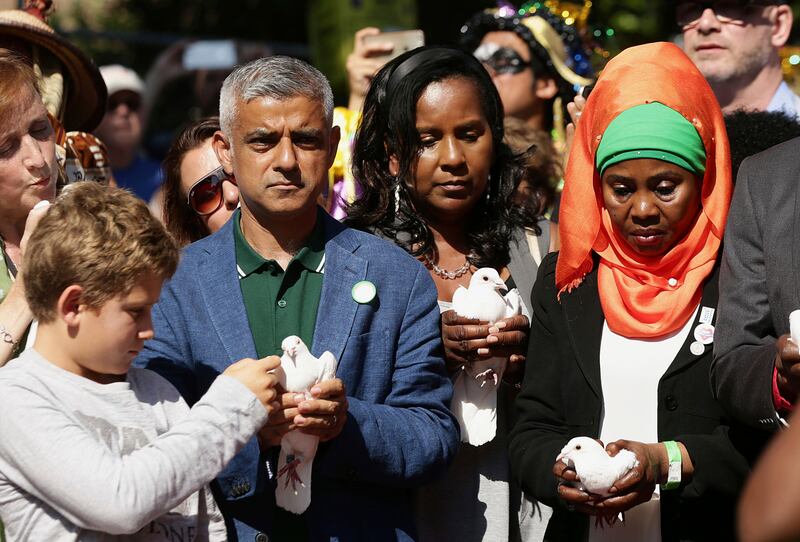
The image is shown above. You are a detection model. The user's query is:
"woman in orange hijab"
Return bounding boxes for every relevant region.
[508,42,762,541]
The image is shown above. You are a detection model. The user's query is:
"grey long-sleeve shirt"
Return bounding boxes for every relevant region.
[0,349,268,541]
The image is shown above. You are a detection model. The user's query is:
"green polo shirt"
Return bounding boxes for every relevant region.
[234,210,325,359]
[233,210,325,542]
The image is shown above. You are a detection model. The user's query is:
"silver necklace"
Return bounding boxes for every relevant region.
[424,254,471,280]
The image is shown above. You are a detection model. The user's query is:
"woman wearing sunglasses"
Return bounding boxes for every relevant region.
[509,43,758,541]
[161,117,239,245]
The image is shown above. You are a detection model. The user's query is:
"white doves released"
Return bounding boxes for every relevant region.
[273,336,338,514]
[557,437,639,497]
[450,268,524,446]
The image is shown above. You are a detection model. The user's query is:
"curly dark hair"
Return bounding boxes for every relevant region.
[345,46,542,270]
[161,117,220,246]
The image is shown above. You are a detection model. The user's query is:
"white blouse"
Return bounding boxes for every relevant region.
[588,306,698,542]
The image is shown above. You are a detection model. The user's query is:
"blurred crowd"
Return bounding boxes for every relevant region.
[1,0,800,541]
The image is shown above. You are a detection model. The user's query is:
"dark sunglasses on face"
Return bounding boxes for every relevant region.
[107,93,142,112]
[474,46,531,75]
[187,166,233,216]
[676,0,774,28]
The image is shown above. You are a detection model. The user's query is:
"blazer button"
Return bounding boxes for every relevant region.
[254,533,269,542]
[664,395,678,411]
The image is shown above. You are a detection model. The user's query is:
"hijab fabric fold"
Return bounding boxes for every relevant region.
[556,42,732,338]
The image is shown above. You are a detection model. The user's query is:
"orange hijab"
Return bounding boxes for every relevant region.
[556,42,732,339]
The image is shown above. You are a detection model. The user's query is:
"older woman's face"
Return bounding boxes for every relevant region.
[397,77,493,223]
[180,138,239,234]
[601,158,701,256]
[0,83,57,226]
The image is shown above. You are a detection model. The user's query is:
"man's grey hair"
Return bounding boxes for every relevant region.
[219,55,334,136]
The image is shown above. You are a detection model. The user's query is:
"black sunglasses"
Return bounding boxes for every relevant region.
[474,46,531,75]
[677,1,777,28]
[186,166,233,216]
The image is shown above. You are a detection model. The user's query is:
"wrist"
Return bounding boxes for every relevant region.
[660,441,682,490]
[773,365,795,411]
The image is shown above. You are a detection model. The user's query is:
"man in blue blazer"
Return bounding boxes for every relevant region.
[136,56,459,541]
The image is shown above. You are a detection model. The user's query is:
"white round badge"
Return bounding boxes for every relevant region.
[351,280,377,304]
[693,323,715,345]
[690,341,705,356]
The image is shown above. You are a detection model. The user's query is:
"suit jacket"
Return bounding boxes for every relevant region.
[508,220,551,317]
[713,136,800,431]
[509,253,760,541]
[135,211,460,542]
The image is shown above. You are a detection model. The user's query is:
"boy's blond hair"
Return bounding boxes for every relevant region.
[24,183,180,323]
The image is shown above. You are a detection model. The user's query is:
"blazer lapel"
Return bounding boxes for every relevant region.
[198,222,257,366]
[560,268,604,398]
[663,265,720,379]
[311,214,367,362]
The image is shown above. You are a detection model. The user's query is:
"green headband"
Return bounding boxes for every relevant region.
[596,102,706,176]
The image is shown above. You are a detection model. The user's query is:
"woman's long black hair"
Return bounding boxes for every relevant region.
[345,46,542,270]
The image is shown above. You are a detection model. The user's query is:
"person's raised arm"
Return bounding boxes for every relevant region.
[0,201,51,365]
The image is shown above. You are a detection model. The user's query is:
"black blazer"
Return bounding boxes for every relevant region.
[509,252,766,541]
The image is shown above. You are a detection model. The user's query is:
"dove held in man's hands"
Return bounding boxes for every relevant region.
[273,336,339,514]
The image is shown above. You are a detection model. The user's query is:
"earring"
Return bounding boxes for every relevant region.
[394,180,401,214]
[485,174,492,203]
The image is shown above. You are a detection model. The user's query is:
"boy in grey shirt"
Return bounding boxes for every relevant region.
[0,183,281,541]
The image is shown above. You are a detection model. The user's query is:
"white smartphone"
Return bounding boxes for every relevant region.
[363,30,425,62]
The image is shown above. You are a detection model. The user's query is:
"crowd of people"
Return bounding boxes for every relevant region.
[1,0,800,541]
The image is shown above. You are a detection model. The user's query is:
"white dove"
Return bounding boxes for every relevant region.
[272,336,338,514]
[556,437,639,497]
[450,268,524,446]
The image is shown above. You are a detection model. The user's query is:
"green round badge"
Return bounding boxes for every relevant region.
[352,280,377,304]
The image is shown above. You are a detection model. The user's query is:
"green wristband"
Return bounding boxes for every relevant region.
[661,440,682,490]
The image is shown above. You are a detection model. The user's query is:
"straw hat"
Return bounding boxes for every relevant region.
[0,8,107,132]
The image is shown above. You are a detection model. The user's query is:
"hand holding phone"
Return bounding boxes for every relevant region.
[346,28,424,109]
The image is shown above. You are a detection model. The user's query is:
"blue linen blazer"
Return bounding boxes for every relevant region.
[135,211,459,542]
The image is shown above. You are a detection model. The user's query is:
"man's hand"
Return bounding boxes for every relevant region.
[259,378,348,449]
[440,310,529,381]
[296,378,348,442]
[564,93,587,169]
[258,389,301,448]
[223,356,281,412]
[776,334,800,403]
[346,27,393,110]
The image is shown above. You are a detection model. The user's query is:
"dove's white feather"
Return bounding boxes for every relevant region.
[450,268,524,446]
[451,268,508,323]
[275,336,339,514]
[557,437,639,497]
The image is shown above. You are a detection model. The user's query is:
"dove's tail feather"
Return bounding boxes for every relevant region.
[276,437,319,514]
[451,359,504,446]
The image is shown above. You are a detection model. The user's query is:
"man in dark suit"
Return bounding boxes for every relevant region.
[712,136,800,430]
[136,55,459,542]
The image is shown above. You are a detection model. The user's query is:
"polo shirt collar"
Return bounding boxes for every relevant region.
[233,208,326,277]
